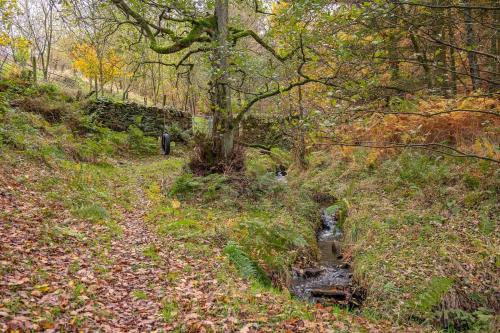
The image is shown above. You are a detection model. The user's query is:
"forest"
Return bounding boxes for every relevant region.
[0,0,498,332]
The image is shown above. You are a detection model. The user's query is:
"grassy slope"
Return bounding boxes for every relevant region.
[0,80,424,331]
[1,79,497,331]
[294,149,498,331]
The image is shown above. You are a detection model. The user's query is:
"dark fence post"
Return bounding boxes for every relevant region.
[31,56,37,84]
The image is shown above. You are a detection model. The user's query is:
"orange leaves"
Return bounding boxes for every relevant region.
[71,43,97,78]
[335,96,499,160]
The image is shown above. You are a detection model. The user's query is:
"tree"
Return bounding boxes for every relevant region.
[16,0,57,81]
[0,0,17,46]
[64,0,122,96]
[0,0,26,73]
[71,43,125,91]
[109,0,307,167]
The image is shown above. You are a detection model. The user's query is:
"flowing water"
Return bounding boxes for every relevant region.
[291,209,355,305]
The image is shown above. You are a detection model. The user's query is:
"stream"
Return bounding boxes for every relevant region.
[291,209,358,306]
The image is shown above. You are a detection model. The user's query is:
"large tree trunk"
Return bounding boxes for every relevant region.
[213,0,233,160]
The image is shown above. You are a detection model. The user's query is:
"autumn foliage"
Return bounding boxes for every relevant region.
[334,96,499,162]
[71,43,125,85]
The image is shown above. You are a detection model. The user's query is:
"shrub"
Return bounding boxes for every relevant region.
[434,308,495,332]
[14,96,68,123]
[127,124,157,155]
[394,153,450,187]
[169,172,230,201]
[249,172,286,197]
[231,214,309,273]
[165,122,190,142]
[245,150,275,178]
[411,277,454,316]
[169,173,202,198]
[73,203,109,222]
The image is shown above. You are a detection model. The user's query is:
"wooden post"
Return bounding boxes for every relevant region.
[31,56,37,84]
[162,94,167,108]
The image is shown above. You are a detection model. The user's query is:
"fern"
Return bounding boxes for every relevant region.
[413,277,454,314]
[169,173,201,197]
[434,308,494,332]
[223,242,270,286]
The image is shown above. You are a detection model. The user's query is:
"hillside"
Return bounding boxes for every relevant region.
[1,0,499,332]
[0,77,498,332]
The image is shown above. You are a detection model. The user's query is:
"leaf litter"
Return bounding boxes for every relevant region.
[0,160,430,332]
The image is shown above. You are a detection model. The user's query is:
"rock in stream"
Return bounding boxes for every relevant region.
[291,209,355,306]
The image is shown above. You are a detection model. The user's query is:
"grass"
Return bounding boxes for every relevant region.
[141,152,318,285]
[296,149,499,330]
[2,78,496,331]
[132,290,148,300]
[142,244,160,261]
[160,300,179,323]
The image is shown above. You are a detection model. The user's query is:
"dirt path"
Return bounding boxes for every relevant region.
[0,162,249,332]
[0,160,426,332]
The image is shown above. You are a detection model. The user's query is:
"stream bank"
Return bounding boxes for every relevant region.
[291,208,363,307]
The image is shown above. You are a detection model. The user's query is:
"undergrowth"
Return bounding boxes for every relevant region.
[0,79,158,162]
[296,148,499,331]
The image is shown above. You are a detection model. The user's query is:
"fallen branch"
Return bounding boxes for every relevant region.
[317,140,499,164]
[371,108,500,118]
[239,142,272,151]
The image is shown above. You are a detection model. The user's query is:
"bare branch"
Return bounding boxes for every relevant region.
[319,141,500,164]
[372,109,500,118]
[234,79,314,125]
[393,1,500,11]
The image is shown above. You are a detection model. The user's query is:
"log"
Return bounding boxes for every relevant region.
[311,288,348,300]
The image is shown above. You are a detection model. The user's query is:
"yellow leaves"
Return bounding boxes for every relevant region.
[171,199,181,210]
[340,146,354,160]
[0,31,10,46]
[337,31,354,42]
[0,0,17,45]
[146,182,161,203]
[31,284,51,296]
[34,284,51,293]
[40,321,55,330]
[225,218,236,228]
[0,0,17,23]
[71,43,126,82]
[0,1,23,48]
[472,138,497,159]
[365,150,380,166]
[272,1,288,13]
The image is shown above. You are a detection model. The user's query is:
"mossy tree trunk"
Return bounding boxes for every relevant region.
[213,0,234,160]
